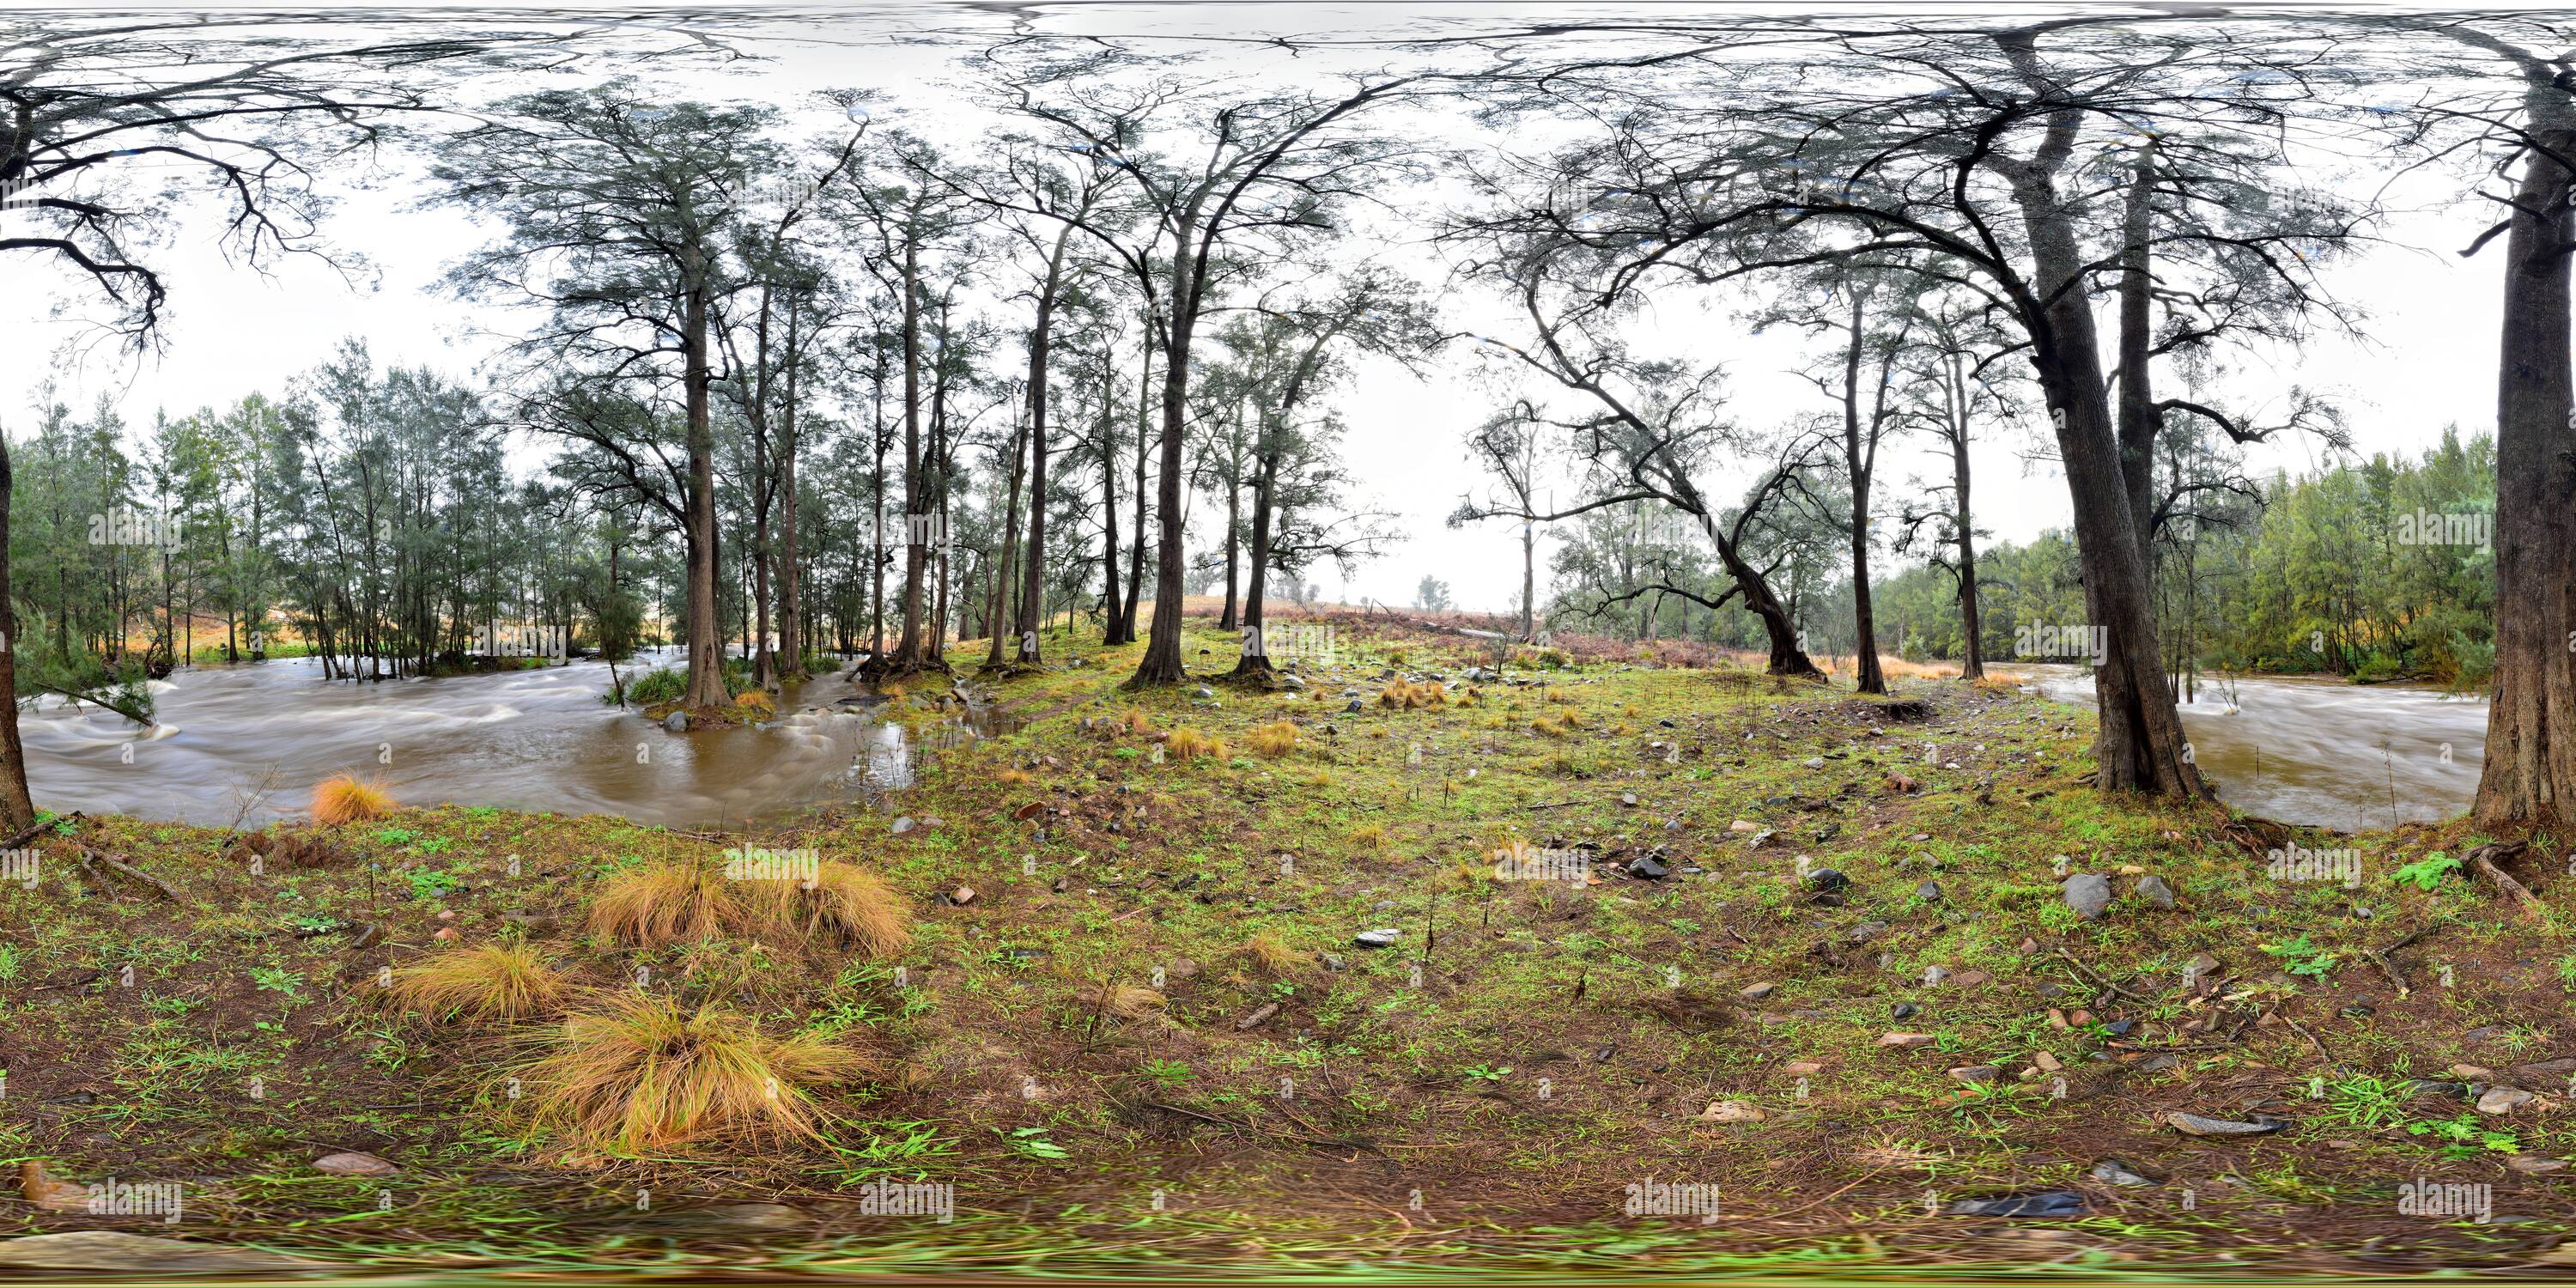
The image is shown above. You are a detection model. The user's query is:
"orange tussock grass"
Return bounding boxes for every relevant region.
[732,861,912,958]
[522,993,869,1151]
[312,775,392,825]
[1248,720,1299,759]
[587,857,730,948]
[1167,726,1225,761]
[390,942,568,1024]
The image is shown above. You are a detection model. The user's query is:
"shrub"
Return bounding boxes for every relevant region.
[734,690,775,716]
[312,775,392,825]
[389,943,568,1023]
[1248,720,1299,759]
[587,857,729,948]
[523,993,868,1150]
[1167,726,1225,761]
[618,667,686,708]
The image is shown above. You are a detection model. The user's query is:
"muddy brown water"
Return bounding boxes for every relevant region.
[21,649,1005,829]
[2023,665,2487,829]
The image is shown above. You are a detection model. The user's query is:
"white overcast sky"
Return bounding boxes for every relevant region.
[0,3,2504,615]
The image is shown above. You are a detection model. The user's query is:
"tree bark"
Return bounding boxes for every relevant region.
[681,246,727,709]
[0,435,35,829]
[2474,117,2576,826]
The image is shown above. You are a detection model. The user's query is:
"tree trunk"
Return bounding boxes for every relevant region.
[888,240,928,672]
[2474,118,2576,826]
[2115,141,2162,580]
[776,290,807,683]
[1099,374,1125,645]
[1230,441,1279,678]
[681,252,727,710]
[1843,288,1886,696]
[1018,233,1068,665]
[1131,241,1196,687]
[0,436,35,830]
[1996,95,2203,798]
[1115,330,1151,644]
[1951,384,1985,682]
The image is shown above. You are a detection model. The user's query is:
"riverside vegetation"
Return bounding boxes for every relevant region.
[3,612,2572,1275]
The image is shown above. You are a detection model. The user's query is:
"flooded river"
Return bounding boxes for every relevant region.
[21,650,983,830]
[2025,665,2488,829]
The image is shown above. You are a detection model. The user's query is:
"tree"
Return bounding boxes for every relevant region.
[984,52,1431,685]
[433,82,786,709]
[1455,401,1548,643]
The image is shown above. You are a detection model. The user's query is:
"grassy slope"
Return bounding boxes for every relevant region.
[2,614,2572,1273]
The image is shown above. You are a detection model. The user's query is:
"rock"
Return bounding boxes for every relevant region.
[892,816,917,835]
[1948,1065,2000,1084]
[1945,1189,2085,1218]
[1915,880,1943,903]
[2478,1085,2536,1115]
[1236,1003,1280,1030]
[1321,954,1347,972]
[1921,965,1952,987]
[501,910,561,936]
[661,710,689,733]
[1728,819,1759,833]
[1280,675,1307,690]
[2511,1056,2576,1080]
[312,1151,397,1177]
[1627,855,1668,880]
[1194,686,1215,699]
[1783,1060,1823,1075]
[0,1233,312,1273]
[2089,1161,2154,1188]
[2166,1111,2286,1137]
[1696,1099,1766,1122]
[1891,1002,1917,1020]
[1344,699,1364,714]
[1848,920,1887,944]
[2183,952,2221,981]
[1354,928,1402,949]
[1801,756,1825,769]
[2136,875,2177,908]
[1619,793,1638,807]
[1803,868,1849,896]
[2032,1050,2062,1072]
[1878,1032,1935,1048]
[1740,981,1778,1000]
[946,885,976,907]
[2063,873,2112,920]
[2507,1157,2570,1175]
[1952,969,1990,987]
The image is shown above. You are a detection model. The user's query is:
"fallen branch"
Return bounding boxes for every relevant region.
[0,811,78,853]
[2364,924,2439,999]
[76,844,182,902]
[2056,948,2155,1003]
[2467,842,2545,921]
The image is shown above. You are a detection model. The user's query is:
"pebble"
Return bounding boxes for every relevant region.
[2166,1111,2285,1136]
[1740,981,1778,999]
[2136,874,2177,908]
[312,1151,397,1177]
[2477,1085,2536,1115]
[2089,1160,2154,1187]
[1354,928,1402,949]
[2063,873,2111,920]
[1697,1099,1766,1122]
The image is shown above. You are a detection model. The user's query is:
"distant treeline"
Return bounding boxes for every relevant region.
[1552,430,2498,686]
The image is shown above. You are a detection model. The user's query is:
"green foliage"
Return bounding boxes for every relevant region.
[2260,933,2339,979]
[2391,853,2461,891]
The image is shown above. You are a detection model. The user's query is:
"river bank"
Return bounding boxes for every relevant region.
[3,617,2570,1274]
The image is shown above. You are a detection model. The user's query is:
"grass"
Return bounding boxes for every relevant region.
[312,774,392,825]
[388,942,569,1024]
[732,860,913,957]
[586,856,729,948]
[1167,726,1225,762]
[522,993,871,1151]
[1248,720,1299,759]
